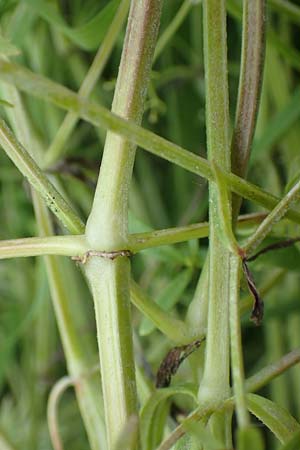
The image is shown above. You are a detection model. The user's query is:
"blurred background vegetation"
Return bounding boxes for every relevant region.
[1,0,300,449]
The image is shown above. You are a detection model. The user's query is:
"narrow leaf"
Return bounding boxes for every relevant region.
[140,384,197,450]
[247,393,300,443]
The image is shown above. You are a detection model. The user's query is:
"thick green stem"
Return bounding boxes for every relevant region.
[198,0,231,408]
[84,2,163,448]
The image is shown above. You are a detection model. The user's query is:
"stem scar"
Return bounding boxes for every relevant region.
[72,249,133,264]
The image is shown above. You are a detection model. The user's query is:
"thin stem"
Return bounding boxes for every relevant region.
[0,118,84,234]
[130,280,195,344]
[47,376,74,450]
[243,177,300,256]
[2,59,300,224]
[84,2,163,448]
[130,213,266,251]
[231,0,266,220]
[198,0,231,408]
[229,255,250,429]
[43,0,130,168]
[231,0,266,179]
[0,235,87,259]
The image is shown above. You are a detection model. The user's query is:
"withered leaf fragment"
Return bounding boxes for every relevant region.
[156,339,204,388]
[242,260,264,326]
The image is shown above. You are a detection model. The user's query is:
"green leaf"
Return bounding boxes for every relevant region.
[140,384,197,450]
[139,268,193,336]
[279,430,300,450]
[183,420,224,450]
[23,0,120,50]
[247,394,300,443]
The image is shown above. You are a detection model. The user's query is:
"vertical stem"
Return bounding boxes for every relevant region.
[2,84,106,450]
[198,0,231,406]
[229,255,250,429]
[84,1,163,448]
[231,0,266,219]
[86,0,163,249]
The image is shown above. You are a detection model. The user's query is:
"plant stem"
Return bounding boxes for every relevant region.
[2,60,300,224]
[198,0,231,409]
[129,212,265,251]
[229,255,250,429]
[0,235,87,259]
[43,0,130,168]
[2,84,106,450]
[0,117,84,234]
[84,2,163,448]
[243,177,300,256]
[245,349,300,393]
[231,0,266,219]
[130,280,194,344]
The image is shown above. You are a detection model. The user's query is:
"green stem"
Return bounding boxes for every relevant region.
[0,117,84,234]
[84,2,163,448]
[229,255,250,429]
[43,0,130,168]
[198,0,231,408]
[158,348,300,450]
[243,177,300,256]
[2,84,106,450]
[130,280,194,344]
[2,59,300,224]
[0,235,87,259]
[129,212,265,251]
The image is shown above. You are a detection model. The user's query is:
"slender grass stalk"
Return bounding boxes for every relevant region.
[43,0,130,168]
[84,2,163,448]
[198,0,231,413]
[2,59,300,224]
